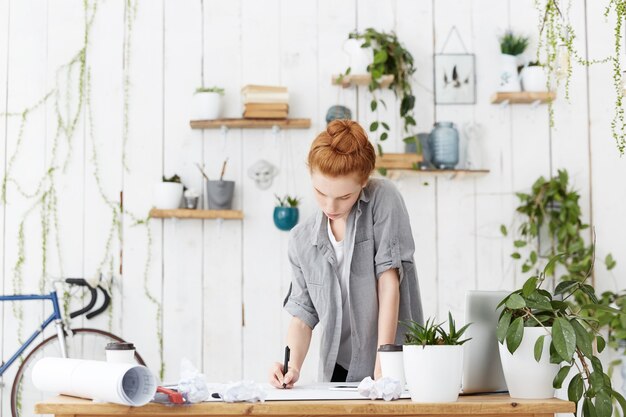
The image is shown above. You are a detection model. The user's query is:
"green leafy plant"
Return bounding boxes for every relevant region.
[162,174,182,183]
[275,194,300,208]
[403,313,471,346]
[497,255,626,417]
[340,28,417,158]
[501,169,615,285]
[499,31,529,56]
[194,86,225,95]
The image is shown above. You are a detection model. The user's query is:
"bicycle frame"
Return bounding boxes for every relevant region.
[0,291,67,377]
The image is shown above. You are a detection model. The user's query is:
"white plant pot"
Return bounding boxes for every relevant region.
[191,92,221,120]
[499,327,560,399]
[498,54,522,92]
[521,66,548,92]
[153,182,183,209]
[343,38,371,74]
[403,345,463,402]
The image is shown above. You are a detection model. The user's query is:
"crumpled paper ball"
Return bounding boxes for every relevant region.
[178,358,210,403]
[220,381,267,403]
[358,377,403,401]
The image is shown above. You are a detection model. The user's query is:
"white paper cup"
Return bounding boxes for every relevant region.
[105,342,136,364]
[378,344,405,387]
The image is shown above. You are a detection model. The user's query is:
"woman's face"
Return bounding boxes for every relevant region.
[311,170,365,221]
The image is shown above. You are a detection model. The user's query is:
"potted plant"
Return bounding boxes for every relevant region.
[520,61,548,92]
[402,313,471,403]
[496,254,626,417]
[340,29,417,163]
[498,31,529,92]
[191,86,224,120]
[273,194,300,231]
[153,174,184,210]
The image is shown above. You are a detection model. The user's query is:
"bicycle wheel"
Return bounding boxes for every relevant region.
[10,328,145,417]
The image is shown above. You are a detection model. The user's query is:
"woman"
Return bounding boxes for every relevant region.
[269,120,423,387]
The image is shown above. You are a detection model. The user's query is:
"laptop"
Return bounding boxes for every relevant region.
[460,290,509,394]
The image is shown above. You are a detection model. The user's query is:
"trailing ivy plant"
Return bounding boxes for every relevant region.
[497,255,626,417]
[501,169,615,287]
[340,28,417,161]
[535,0,626,154]
[1,0,164,381]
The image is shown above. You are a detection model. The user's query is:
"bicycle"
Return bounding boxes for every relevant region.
[0,278,145,417]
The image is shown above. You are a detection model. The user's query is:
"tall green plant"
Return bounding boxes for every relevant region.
[497,255,626,417]
[341,28,417,160]
[499,31,529,55]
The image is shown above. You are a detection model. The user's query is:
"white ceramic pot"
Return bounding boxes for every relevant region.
[403,345,463,403]
[499,327,560,399]
[191,92,221,120]
[521,66,548,92]
[153,182,183,209]
[498,54,521,92]
[343,38,371,74]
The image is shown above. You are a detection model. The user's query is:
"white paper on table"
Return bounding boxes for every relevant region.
[32,358,157,406]
[203,383,410,402]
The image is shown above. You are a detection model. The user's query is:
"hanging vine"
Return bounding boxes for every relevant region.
[1,0,163,377]
[535,0,625,154]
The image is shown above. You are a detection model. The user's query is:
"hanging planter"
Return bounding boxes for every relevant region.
[273,195,300,231]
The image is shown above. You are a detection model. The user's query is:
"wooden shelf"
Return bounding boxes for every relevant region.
[332,74,394,88]
[150,208,243,220]
[190,118,311,129]
[376,153,423,170]
[491,91,556,104]
[379,167,490,180]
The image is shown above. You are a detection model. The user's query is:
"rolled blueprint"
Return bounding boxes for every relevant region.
[32,357,157,406]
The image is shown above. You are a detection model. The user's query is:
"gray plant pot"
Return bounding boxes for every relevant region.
[206,180,234,210]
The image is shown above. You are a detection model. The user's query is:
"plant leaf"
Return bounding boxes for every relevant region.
[583,397,597,417]
[370,100,377,111]
[534,334,545,362]
[597,336,606,354]
[506,317,524,354]
[555,280,579,296]
[523,277,538,297]
[500,225,508,236]
[611,389,626,417]
[497,310,512,343]
[370,121,379,132]
[606,254,617,270]
[553,365,571,389]
[553,317,577,362]
[568,374,584,404]
[514,240,527,248]
[595,389,613,417]
[380,132,388,141]
[570,319,593,358]
[506,293,526,309]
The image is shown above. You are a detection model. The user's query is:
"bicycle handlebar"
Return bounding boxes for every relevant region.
[65,278,111,320]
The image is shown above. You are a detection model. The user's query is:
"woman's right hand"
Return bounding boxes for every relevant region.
[269,362,300,389]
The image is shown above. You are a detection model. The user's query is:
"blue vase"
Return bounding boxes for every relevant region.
[428,122,459,169]
[273,207,299,231]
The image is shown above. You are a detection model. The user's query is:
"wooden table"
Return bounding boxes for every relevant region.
[36,394,575,417]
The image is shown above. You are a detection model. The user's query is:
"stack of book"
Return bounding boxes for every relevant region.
[242,85,289,119]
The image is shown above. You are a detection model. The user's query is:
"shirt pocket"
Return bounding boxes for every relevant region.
[304,270,326,287]
[351,239,375,276]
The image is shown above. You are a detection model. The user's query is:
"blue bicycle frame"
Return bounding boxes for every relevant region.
[0,291,67,376]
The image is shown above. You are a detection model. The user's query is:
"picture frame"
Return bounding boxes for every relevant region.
[434,53,476,105]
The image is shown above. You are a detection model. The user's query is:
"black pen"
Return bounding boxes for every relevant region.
[282,345,290,388]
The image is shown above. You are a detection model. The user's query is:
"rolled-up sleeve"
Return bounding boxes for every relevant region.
[283,231,319,329]
[372,182,416,282]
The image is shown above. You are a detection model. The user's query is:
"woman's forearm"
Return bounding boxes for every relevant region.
[377,268,401,347]
[286,316,313,373]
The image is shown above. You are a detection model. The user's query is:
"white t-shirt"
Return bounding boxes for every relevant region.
[327,219,352,370]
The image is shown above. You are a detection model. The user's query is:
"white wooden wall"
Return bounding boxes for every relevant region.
[1,0,625,413]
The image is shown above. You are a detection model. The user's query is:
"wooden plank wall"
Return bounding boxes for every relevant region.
[1,1,625,414]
